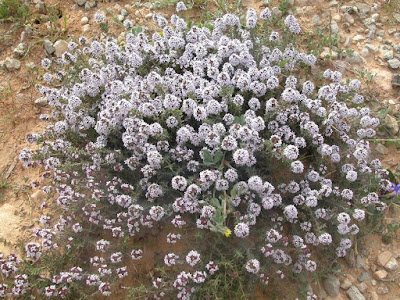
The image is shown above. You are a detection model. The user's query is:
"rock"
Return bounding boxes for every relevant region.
[356,282,367,293]
[121,8,128,16]
[25,62,35,69]
[345,249,356,268]
[357,271,372,282]
[272,7,282,18]
[13,43,27,58]
[31,190,46,202]
[44,39,55,55]
[4,58,21,70]
[356,255,369,270]
[385,114,399,135]
[35,1,46,14]
[389,28,397,35]
[343,13,355,24]
[144,13,153,19]
[347,286,366,300]
[84,0,96,9]
[382,50,394,61]
[388,58,400,69]
[355,2,370,14]
[370,291,379,300]
[365,44,378,52]
[384,257,398,271]
[344,37,353,47]
[353,35,365,42]
[82,24,90,32]
[54,40,68,57]
[312,15,322,25]
[373,270,388,280]
[361,48,370,57]
[262,0,270,5]
[376,29,385,37]
[330,21,339,35]
[74,0,86,6]
[117,14,124,22]
[377,251,393,267]
[34,96,48,107]
[323,275,340,297]
[376,143,389,155]
[81,16,89,24]
[394,13,400,23]
[320,47,338,59]
[340,277,352,290]
[376,286,389,295]
[341,5,355,13]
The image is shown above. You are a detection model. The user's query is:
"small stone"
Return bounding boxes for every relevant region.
[74,0,86,6]
[341,5,354,13]
[320,47,338,59]
[82,24,90,32]
[343,13,354,24]
[330,21,339,35]
[389,28,397,35]
[81,16,89,24]
[347,286,366,300]
[384,257,398,271]
[272,7,282,18]
[356,282,367,293]
[361,48,370,57]
[353,35,365,42]
[44,39,55,55]
[365,44,378,52]
[376,143,389,155]
[323,275,340,297]
[371,3,379,12]
[345,249,356,268]
[54,40,68,57]
[117,14,124,22]
[31,190,46,202]
[344,37,353,47]
[370,291,379,300]
[4,58,21,70]
[13,43,27,58]
[382,50,394,61]
[376,286,389,295]
[385,115,399,135]
[394,13,400,23]
[262,0,270,5]
[346,51,363,64]
[34,96,48,107]
[357,271,372,282]
[71,4,79,10]
[121,8,128,16]
[25,62,35,69]
[35,1,46,14]
[377,251,393,267]
[388,58,400,69]
[144,13,153,19]
[312,15,322,25]
[329,0,338,7]
[340,277,352,290]
[373,270,388,280]
[355,2,370,14]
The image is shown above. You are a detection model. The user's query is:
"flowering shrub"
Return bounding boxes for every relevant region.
[12,2,392,298]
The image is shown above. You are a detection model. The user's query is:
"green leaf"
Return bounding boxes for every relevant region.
[210,198,221,208]
[233,115,246,125]
[202,149,213,165]
[213,151,223,164]
[387,169,398,184]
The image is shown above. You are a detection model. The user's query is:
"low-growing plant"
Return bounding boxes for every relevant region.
[0,2,394,299]
[0,0,28,22]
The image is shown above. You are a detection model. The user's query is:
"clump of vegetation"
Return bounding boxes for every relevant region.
[0,0,28,22]
[0,2,395,299]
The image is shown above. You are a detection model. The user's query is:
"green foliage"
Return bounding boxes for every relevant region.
[0,0,28,22]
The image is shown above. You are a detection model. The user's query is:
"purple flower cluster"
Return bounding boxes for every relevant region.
[17,5,388,298]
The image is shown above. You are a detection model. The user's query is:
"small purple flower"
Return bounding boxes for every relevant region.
[390,183,400,195]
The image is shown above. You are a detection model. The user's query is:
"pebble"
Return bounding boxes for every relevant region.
[340,277,352,290]
[312,15,322,25]
[365,44,378,52]
[74,0,86,6]
[117,14,124,22]
[320,47,338,59]
[355,2,370,14]
[34,96,48,107]
[347,286,366,300]
[25,62,35,69]
[81,16,89,24]
[3,58,21,70]
[353,35,365,42]
[330,21,339,35]
[272,7,282,18]
[145,13,153,19]
[392,73,400,87]
[382,50,394,61]
[323,275,340,297]
[373,270,388,280]
[345,249,356,268]
[35,1,46,14]
[385,114,399,135]
[82,24,90,32]
[389,28,397,35]
[54,40,68,57]
[31,190,46,202]
[357,271,372,282]
[356,282,367,293]
[13,43,27,58]
[44,39,55,55]
[384,257,398,271]
[376,286,389,295]
[343,13,355,24]
[394,13,400,23]
[376,143,389,155]
[341,5,354,13]
[361,48,370,57]
[121,8,128,16]
[388,58,400,69]
[377,251,393,267]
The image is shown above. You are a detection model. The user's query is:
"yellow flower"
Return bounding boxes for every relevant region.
[225,229,232,237]
[158,31,163,36]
